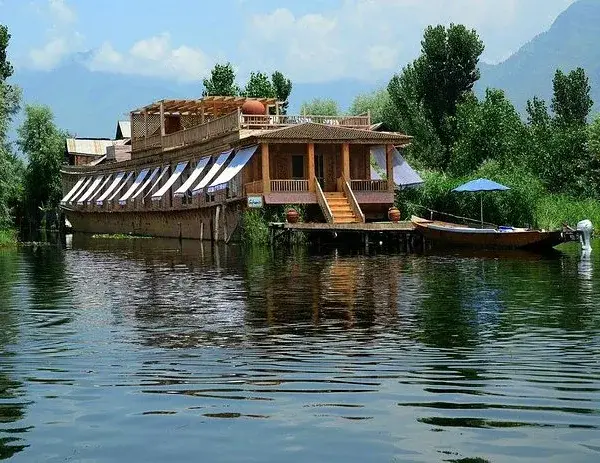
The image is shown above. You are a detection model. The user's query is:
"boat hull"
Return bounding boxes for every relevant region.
[411,217,571,250]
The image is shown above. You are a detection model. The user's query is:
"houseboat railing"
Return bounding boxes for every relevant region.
[350,179,388,192]
[270,179,310,192]
[315,180,334,224]
[132,111,241,152]
[244,180,263,195]
[240,114,371,129]
[340,175,365,223]
[132,111,372,153]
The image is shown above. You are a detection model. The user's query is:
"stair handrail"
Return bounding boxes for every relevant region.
[341,175,365,223]
[315,179,334,224]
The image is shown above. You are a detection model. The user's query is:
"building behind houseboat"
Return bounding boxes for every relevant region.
[60,96,420,241]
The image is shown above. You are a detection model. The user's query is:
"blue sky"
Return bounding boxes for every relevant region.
[3,0,576,84]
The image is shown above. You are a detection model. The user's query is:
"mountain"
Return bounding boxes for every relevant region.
[12,55,377,139]
[477,0,600,115]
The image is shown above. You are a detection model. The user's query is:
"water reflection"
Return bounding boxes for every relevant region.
[1,236,599,462]
[0,252,28,459]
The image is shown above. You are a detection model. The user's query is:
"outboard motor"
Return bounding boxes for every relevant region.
[577,219,593,252]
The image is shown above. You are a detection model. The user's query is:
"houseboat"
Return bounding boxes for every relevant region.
[60,96,418,241]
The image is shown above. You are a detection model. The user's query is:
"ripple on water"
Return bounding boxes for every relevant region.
[0,242,599,462]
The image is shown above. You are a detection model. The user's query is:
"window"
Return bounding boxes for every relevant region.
[292,155,304,179]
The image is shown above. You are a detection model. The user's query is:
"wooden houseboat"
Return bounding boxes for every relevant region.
[60,96,416,241]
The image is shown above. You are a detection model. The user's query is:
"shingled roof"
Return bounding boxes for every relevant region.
[247,122,412,145]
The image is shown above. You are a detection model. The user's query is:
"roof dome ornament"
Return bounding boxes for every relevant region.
[241,100,265,115]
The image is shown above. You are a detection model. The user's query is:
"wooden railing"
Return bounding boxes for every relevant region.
[240,113,371,129]
[270,179,309,192]
[315,180,334,224]
[350,179,389,192]
[244,181,263,195]
[341,176,365,223]
[132,111,241,152]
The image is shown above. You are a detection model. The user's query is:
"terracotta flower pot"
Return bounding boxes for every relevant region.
[388,206,401,223]
[286,208,299,224]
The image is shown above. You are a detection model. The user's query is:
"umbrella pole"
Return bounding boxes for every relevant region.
[480,192,484,228]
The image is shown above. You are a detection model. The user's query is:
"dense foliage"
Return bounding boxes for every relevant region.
[300,98,340,116]
[202,63,293,113]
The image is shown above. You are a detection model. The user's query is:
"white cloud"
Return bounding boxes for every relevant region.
[28,0,81,69]
[87,33,212,82]
[48,0,76,24]
[239,0,576,82]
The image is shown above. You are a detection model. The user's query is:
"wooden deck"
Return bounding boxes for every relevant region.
[271,221,415,232]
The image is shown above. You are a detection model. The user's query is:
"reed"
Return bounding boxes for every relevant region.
[0,229,18,247]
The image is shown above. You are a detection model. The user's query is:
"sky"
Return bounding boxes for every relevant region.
[2,0,577,85]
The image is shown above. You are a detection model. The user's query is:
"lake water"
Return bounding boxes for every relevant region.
[1,235,599,462]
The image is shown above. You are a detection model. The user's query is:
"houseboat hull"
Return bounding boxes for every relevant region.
[411,216,573,251]
[63,202,244,242]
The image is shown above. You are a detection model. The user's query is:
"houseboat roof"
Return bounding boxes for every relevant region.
[66,138,127,157]
[131,96,279,118]
[242,122,412,145]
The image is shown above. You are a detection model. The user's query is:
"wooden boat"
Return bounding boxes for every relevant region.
[411,216,578,250]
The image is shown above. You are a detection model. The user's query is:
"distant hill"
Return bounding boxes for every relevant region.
[477,0,600,116]
[11,0,600,140]
[12,55,376,139]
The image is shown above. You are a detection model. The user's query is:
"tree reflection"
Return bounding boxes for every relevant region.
[0,251,28,459]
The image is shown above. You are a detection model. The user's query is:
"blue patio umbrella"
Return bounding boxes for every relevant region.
[452,178,510,226]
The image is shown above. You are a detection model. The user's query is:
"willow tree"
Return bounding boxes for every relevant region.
[202,62,240,96]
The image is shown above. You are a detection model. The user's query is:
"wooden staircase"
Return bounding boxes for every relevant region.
[324,192,360,224]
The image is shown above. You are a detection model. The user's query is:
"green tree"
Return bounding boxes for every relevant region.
[551,68,593,126]
[242,71,275,98]
[271,71,292,114]
[387,64,443,169]
[451,89,530,176]
[202,62,239,97]
[0,24,22,230]
[414,24,484,164]
[300,98,339,116]
[18,105,66,228]
[349,88,391,124]
[589,114,600,157]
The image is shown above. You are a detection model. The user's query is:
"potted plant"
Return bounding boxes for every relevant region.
[388,206,401,223]
[286,208,299,224]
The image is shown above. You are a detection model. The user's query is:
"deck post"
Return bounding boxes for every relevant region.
[261,143,271,193]
[386,144,394,192]
[159,100,165,136]
[342,143,350,182]
[307,143,315,192]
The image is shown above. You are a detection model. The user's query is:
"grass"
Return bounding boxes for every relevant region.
[535,194,600,230]
[0,229,18,248]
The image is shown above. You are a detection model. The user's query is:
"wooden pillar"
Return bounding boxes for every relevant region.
[159,101,165,136]
[386,144,395,192]
[342,143,350,181]
[200,103,205,124]
[143,110,148,138]
[262,143,271,193]
[307,143,315,192]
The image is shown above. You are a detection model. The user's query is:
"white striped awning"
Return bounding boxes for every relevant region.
[119,169,149,205]
[192,150,233,195]
[70,177,93,203]
[143,166,170,198]
[208,145,258,192]
[90,175,112,203]
[131,167,161,200]
[108,172,134,201]
[61,177,86,203]
[151,161,188,201]
[77,176,104,204]
[174,157,210,197]
[96,172,125,205]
